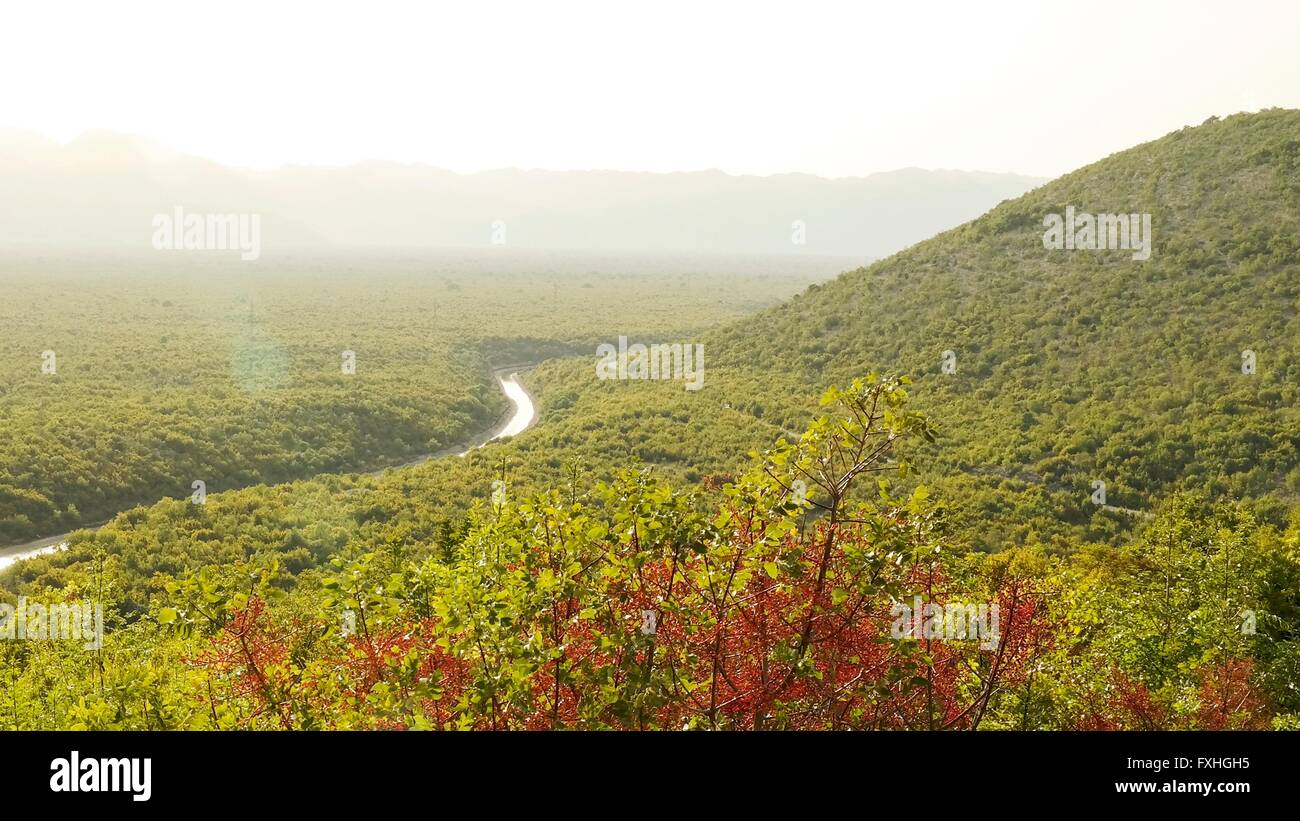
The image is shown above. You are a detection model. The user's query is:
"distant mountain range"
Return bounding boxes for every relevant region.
[0,130,1044,258]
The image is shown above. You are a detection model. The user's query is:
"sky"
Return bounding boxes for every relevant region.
[2,0,1298,179]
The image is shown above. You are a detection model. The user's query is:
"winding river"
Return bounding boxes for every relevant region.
[0,370,536,572]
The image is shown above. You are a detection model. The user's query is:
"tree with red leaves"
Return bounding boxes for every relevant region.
[172,377,1288,731]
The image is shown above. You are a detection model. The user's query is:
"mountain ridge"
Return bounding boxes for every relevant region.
[0,129,1044,257]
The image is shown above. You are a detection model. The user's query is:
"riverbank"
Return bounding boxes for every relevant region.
[0,369,537,572]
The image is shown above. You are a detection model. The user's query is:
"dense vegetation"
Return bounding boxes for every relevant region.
[524,109,1300,551]
[0,250,836,543]
[3,110,1299,730]
[3,378,1296,729]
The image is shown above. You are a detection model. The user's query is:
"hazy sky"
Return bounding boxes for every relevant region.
[4,0,1298,178]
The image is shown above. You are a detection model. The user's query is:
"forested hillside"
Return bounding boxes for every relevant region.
[527,109,1300,550]
[5,377,1298,730]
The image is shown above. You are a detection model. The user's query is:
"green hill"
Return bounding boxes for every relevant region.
[528,109,1300,551]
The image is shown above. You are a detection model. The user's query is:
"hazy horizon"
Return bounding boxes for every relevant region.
[0,129,1046,258]
[0,126,1049,181]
